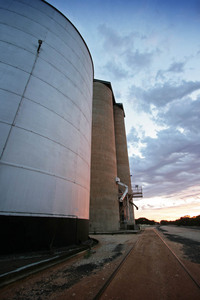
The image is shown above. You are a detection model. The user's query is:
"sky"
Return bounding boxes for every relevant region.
[48,0,200,222]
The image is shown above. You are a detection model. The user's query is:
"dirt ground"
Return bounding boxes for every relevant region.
[99,228,200,300]
[157,226,200,289]
[0,234,140,299]
[0,227,200,300]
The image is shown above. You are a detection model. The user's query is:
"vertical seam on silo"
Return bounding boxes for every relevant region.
[0,46,41,160]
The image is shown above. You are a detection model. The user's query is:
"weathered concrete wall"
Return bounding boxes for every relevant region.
[114,104,132,192]
[114,104,135,225]
[90,81,119,232]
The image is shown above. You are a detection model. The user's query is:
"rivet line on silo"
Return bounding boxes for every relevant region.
[0,40,43,160]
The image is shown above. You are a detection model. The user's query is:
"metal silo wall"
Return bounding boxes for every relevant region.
[114,104,135,225]
[90,81,119,232]
[0,0,93,252]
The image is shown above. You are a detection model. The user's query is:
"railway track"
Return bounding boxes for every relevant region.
[93,236,140,300]
[93,228,200,300]
[154,228,200,290]
[0,228,200,299]
[0,244,92,289]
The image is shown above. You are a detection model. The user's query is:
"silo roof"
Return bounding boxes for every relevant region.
[94,79,125,117]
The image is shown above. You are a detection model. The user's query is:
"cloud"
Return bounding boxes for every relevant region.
[158,95,200,133]
[167,61,185,73]
[130,129,200,198]
[127,126,143,144]
[128,93,200,198]
[102,48,155,79]
[135,196,200,221]
[103,60,129,79]
[124,49,154,70]
[129,80,200,112]
[156,61,186,80]
[98,24,154,76]
[98,24,135,52]
[98,24,154,78]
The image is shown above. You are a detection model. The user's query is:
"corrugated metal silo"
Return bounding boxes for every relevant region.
[114,104,135,228]
[90,80,119,232]
[0,0,93,252]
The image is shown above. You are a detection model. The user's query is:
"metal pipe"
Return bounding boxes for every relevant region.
[130,201,139,210]
[126,194,129,220]
[132,202,139,210]
[115,177,128,202]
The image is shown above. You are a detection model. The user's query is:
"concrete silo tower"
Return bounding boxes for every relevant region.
[114,104,135,228]
[90,80,136,232]
[90,80,119,232]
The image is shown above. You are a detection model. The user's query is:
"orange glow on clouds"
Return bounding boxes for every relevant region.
[134,186,200,222]
[135,202,200,222]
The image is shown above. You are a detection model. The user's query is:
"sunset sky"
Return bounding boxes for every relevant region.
[48,0,200,222]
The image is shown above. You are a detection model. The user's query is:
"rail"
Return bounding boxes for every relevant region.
[93,228,200,299]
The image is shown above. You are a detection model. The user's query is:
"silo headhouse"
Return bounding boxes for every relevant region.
[0,0,93,253]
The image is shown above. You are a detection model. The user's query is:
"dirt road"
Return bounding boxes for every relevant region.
[99,228,200,299]
[0,228,200,299]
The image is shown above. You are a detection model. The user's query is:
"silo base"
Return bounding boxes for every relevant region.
[0,215,89,254]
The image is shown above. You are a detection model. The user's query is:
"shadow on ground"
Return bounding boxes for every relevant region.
[158,227,200,264]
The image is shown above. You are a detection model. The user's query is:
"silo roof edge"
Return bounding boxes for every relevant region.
[94,79,125,117]
[42,0,94,76]
[114,103,125,117]
[94,78,116,103]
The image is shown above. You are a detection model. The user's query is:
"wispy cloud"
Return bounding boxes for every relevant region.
[156,61,186,80]
[124,49,154,70]
[167,61,185,73]
[98,24,154,78]
[158,95,200,133]
[128,91,200,199]
[129,80,200,112]
[98,24,135,52]
[103,60,129,79]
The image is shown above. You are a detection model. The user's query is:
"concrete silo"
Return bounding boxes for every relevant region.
[90,80,119,232]
[114,104,135,228]
[0,0,93,253]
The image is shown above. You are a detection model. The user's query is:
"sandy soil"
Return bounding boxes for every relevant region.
[0,234,140,300]
[0,227,200,300]
[99,228,200,300]
[157,226,200,288]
